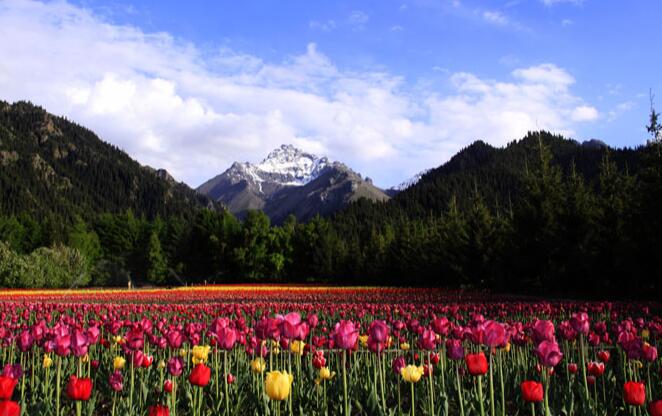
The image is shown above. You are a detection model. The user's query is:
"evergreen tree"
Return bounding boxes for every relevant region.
[145,231,168,285]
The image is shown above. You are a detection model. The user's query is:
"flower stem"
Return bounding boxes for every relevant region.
[342,350,349,416]
[456,366,465,416]
[224,351,229,416]
[489,353,495,416]
[411,381,415,416]
[428,352,435,416]
[477,376,485,416]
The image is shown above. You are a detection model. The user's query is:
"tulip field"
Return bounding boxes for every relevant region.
[0,285,659,416]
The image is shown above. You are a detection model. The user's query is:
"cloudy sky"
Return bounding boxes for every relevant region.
[0,0,659,188]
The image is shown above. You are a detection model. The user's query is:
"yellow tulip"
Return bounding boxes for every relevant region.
[113,356,126,370]
[290,340,305,356]
[400,365,424,383]
[265,371,293,401]
[191,345,211,364]
[642,329,650,340]
[400,342,410,351]
[250,358,266,374]
[43,355,53,369]
[113,335,124,345]
[319,367,336,381]
[158,360,166,369]
[359,335,369,347]
[81,354,90,364]
[503,342,511,353]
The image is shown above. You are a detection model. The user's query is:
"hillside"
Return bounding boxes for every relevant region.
[0,101,216,222]
[390,132,643,216]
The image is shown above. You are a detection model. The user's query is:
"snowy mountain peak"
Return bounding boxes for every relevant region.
[252,144,330,186]
[390,169,430,192]
[197,144,390,221]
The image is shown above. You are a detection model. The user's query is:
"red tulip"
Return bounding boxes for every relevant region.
[142,355,154,368]
[587,362,605,377]
[227,373,235,384]
[465,352,488,376]
[597,350,610,363]
[0,376,17,400]
[66,375,93,401]
[521,381,544,403]
[312,351,326,369]
[650,400,662,416]
[567,363,578,374]
[0,400,20,416]
[623,381,646,406]
[148,405,170,416]
[430,352,440,365]
[164,379,173,393]
[189,364,211,387]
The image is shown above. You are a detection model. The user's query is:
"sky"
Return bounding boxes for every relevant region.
[0,0,660,188]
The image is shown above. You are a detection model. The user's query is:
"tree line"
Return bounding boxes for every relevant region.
[1,102,661,298]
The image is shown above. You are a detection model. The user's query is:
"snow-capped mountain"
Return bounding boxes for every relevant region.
[197,145,389,222]
[386,169,430,196]
[254,144,331,186]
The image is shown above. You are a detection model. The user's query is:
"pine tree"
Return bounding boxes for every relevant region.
[145,231,167,285]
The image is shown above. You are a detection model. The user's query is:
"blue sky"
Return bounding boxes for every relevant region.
[1,0,660,187]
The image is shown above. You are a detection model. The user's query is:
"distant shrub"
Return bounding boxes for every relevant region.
[0,241,29,287]
[0,241,90,288]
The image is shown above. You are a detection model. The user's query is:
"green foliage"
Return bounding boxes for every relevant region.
[0,242,89,288]
[0,100,216,223]
[1,99,660,297]
[145,231,168,285]
[68,217,101,267]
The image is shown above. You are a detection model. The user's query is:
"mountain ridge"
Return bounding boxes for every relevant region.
[197,144,389,222]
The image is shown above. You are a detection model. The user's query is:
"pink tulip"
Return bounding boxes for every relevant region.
[333,321,359,350]
[535,340,563,368]
[109,371,123,392]
[484,320,506,347]
[570,312,590,336]
[418,328,437,350]
[532,320,556,344]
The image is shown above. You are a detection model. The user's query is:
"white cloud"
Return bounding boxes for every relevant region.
[513,63,575,86]
[572,105,599,121]
[607,101,634,122]
[0,0,599,188]
[479,9,528,31]
[482,11,509,26]
[309,19,336,31]
[347,10,369,29]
